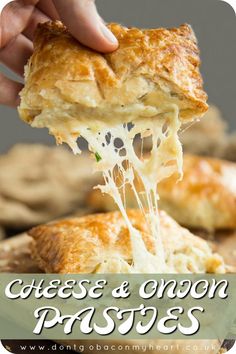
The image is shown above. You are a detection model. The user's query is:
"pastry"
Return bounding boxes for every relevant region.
[29,209,225,274]
[88,154,236,231]
[0,144,95,229]
[19,21,208,128]
[159,154,236,230]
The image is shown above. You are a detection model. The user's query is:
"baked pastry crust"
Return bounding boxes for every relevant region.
[0,144,95,229]
[19,21,208,126]
[29,210,225,274]
[158,154,236,230]
[88,154,236,231]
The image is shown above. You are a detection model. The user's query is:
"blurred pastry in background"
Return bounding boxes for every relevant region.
[180,105,228,157]
[88,154,236,232]
[0,227,5,240]
[222,132,236,162]
[158,154,236,231]
[181,104,236,161]
[0,144,95,235]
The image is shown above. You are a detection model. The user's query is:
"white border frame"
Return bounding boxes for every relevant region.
[220,0,236,14]
[0,0,235,352]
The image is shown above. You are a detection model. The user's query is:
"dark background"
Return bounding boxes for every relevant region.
[0,0,235,153]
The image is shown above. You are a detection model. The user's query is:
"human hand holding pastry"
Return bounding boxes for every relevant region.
[0,0,118,107]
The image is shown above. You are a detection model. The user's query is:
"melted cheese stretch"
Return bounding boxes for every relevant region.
[33,104,182,273]
[82,105,182,273]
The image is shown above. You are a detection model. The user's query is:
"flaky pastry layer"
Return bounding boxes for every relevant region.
[19,21,208,128]
[29,210,225,274]
[159,154,236,230]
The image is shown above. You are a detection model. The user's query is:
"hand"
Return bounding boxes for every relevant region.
[0,0,118,107]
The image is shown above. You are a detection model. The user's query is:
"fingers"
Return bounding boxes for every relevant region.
[23,8,49,40]
[0,34,33,76]
[1,0,118,55]
[1,0,35,48]
[0,0,48,46]
[37,0,59,20]
[52,0,118,53]
[0,72,23,107]
[0,0,48,78]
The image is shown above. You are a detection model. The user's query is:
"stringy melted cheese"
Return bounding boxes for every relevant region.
[32,103,183,273]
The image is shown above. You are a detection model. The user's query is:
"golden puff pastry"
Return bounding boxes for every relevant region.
[29,209,225,274]
[19,21,208,135]
[88,154,236,231]
[158,154,236,231]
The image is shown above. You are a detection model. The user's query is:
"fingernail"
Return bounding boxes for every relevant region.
[100,23,118,44]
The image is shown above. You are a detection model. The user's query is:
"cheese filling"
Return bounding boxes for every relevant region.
[32,103,183,273]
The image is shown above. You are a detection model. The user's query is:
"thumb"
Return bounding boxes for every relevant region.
[52,0,118,53]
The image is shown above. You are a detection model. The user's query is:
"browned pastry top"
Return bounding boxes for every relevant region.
[158,154,236,230]
[19,21,208,123]
[29,209,224,274]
